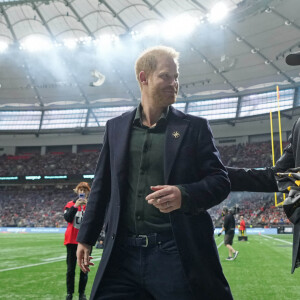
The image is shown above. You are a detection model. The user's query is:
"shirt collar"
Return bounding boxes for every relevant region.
[133,103,169,128]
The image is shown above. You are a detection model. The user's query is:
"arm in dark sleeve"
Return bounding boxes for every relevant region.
[64,205,78,223]
[227,167,278,192]
[227,122,296,192]
[181,119,230,211]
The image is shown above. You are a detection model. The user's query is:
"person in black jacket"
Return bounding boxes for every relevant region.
[218,207,239,261]
[227,52,300,272]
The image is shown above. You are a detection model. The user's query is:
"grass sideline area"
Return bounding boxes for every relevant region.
[1,233,299,299]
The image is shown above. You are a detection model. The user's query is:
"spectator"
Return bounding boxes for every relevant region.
[64,182,90,300]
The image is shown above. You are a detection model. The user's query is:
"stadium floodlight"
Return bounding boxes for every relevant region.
[161,14,199,39]
[142,24,159,38]
[133,24,160,40]
[20,36,53,52]
[63,38,78,49]
[98,34,120,46]
[208,2,229,23]
[79,36,92,45]
[0,41,8,53]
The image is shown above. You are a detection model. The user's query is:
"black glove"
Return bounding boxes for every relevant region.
[217,232,222,236]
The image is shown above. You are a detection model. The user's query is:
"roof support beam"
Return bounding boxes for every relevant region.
[36,110,45,136]
[99,0,130,32]
[235,96,242,119]
[190,0,208,13]
[22,58,44,107]
[0,1,54,8]
[1,6,17,42]
[141,0,165,19]
[191,44,239,93]
[32,2,55,39]
[226,26,295,85]
[64,0,95,38]
[114,68,138,102]
[62,55,100,127]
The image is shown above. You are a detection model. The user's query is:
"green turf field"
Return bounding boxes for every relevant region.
[0,233,299,299]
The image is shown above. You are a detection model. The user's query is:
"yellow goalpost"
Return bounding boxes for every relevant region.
[270,85,285,206]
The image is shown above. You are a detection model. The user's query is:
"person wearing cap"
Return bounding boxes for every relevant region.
[218,207,239,261]
[226,51,300,272]
[64,182,91,300]
[76,46,232,300]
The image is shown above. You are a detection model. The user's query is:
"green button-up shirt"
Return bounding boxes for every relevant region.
[121,104,172,235]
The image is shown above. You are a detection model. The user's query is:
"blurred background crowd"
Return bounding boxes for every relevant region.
[0,141,290,228]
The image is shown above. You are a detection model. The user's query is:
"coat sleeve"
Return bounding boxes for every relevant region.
[77,122,111,246]
[181,119,231,211]
[227,120,297,192]
[64,204,78,223]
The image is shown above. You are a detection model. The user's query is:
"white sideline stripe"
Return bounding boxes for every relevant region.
[0,259,66,272]
[0,255,102,273]
[261,234,292,245]
[217,241,224,248]
[42,255,66,261]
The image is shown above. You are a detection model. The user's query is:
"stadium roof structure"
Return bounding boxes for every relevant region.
[0,0,300,134]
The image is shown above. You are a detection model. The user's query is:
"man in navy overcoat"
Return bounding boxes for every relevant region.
[77,46,233,300]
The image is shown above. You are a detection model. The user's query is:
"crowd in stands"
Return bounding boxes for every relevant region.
[0,141,289,177]
[218,141,289,168]
[208,192,290,228]
[0,141,292,228]
[0,185,72,228]
[0,151,100,176]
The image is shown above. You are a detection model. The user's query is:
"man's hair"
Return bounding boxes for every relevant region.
[74,182,91,194]
[222,206,229,213]
[135,45,179,88]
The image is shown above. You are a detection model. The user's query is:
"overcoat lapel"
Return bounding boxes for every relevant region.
[164,108,190,183]
[114,108,136,195]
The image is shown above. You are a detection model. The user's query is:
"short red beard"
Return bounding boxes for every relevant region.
[150,87,177,106]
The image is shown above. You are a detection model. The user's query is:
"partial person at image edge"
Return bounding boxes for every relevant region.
[227,51,300,274]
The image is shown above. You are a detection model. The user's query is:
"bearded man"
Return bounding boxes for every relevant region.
[76,46,233,300]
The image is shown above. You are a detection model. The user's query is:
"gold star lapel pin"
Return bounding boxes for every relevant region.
[172,131,180,139]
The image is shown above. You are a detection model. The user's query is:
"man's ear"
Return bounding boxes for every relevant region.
[139,71,147,85]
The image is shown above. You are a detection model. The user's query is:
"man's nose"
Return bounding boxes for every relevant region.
[169,78,177,86]
[170,79,178,90]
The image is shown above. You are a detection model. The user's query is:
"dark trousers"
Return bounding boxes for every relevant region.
[94,238,194,300]
[66,244,88,295]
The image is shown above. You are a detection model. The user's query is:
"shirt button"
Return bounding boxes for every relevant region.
[111,234,116,239]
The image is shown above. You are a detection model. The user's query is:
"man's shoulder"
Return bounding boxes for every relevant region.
[170,106,208,125]
[109,107,136,123]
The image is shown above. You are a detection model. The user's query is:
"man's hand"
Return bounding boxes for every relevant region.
[77,242,94,273]
[146,185,182,213]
